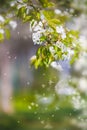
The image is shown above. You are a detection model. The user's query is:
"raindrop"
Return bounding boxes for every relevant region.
[42,84,46,88]
[53,94,55,97]
[38,117,41,120]
[27,81,30,85]
[28,106,32,110]
[41,120,45,124]
[6,51,10,54]
[69,113,72,116]
[4,73,7,76]
[8,56,11,59]
[34,111,37,114]
[43,73,46,76]
[31,102,34,106]
[45,107,48,111]
[78,116,81,120]
[52,114,54,117]
[14,56,17,60]
[17,120,20,123]
[35,104,39,107]
[43,93,46,96]
[55,106,60,110]
[17,32,20,35]
[48,80,54,85]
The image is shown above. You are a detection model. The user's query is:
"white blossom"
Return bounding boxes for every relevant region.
[54,9,61,14]
[79,35,87,50]
[9,21,17,29]
[55,80,76,95]
[78,78,87,92]
[61,32,66,39]
[32,31,42,44]
[56,26,64,33]
[33,22,43,32]
[58,87,75,95]
[56,26,66,39]
[38,97,53,105]
[63,48,74,60]
[82,70,87,76]
[30,20,46,44]
[67,48,74,59]
[31,21,46,44]
[49,46,55,54]
[0,15,5,22]
[30,20,41,31]
[56,41,67,52]
[10,1,16,7]
[40,14,45,20]
[17,0,23,3]
[17,4,23,9]
[51,61,63,71]
[72,95,85,109]
[0,29,4,34]
[74,56,87,71]
[56,41,74,60]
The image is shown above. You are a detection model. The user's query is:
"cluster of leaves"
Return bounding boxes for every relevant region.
[0,0,80,68]
[0,0,17,41]
[0,17,10,41]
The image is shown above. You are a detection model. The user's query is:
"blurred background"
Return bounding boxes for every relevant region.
[0,0,87,130]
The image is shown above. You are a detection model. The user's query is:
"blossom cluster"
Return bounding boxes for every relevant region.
[30,16,78,69]
[31,21,46,45]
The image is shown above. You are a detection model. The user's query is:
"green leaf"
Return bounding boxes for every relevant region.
[5,29,10,39]
[17,6,27,18]
[50,19,61,25]
[4,19,10,25]
[39,0,55,7]
[34,58,42,69]
[29,10,40,21]
[69,30,79,38]
[40,35,46,42]
[48,19,61,29]
[23,15,31,22]
[37,12,40,20]
[43,10,55,20]
[39,0,48,5]
[30,55,37,66]
[23,0,28,3]
[70,48,79,64]
[0,33,4,41]
[47,2,55,7]
[36,46,43,57]
[70,54,76,64]
[30,20,35,27]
